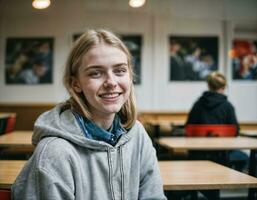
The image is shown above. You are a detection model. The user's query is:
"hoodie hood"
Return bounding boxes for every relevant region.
[198,91,227,109]
[32,105,134,150]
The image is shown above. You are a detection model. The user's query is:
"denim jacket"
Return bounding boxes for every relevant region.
[73,112,126,146]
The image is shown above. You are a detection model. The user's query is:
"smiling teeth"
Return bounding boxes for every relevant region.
[100,93,119,98]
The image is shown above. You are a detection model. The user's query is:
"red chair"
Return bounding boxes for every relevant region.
[5,114,17,134]
[185,124,237,137]
[0,190,11,200]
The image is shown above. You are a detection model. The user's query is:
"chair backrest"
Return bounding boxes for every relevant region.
[0,190,11,200]
[185,124,237,137]
[5,114,17,134]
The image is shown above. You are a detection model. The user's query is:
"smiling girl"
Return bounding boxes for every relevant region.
[12,29,166,200]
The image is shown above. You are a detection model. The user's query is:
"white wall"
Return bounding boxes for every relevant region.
[0,0,257,121]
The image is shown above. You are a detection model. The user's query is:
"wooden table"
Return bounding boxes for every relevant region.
[157,137,257,199]
[144,118,185,126]
[160,160,257,190]
[144,119,185,139]
[0,131,34,160]
[240,130,257,138]
[158,137,257,151]
[0,131,33,148]
[0,160,27,189]
[159,160,257,199]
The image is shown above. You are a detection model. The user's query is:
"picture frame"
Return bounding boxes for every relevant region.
[231,39,257,80]
[5,37,54,84]
[169,35,218,81]
[120,34,142,85]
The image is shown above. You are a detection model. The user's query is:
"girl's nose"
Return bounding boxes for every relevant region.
[103,73,117,88]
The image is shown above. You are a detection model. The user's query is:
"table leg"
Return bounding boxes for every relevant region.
[200,190,220,200]
[248,188,257,200]
[153,125,160,139]
[164,190,198,200]
[248,150,257,200]
[248,150,256,177]
[153,125,160,152]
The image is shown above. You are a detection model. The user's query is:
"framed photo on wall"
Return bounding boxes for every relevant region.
[120,35,142,85]
[169,35,218,81]
[73,32,142,84]
[5,37,54,84]
[231,39,257,80]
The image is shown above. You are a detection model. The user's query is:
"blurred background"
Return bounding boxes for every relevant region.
[0,0,256,122]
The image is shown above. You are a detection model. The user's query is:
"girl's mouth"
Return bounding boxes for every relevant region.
[99,92,122,99]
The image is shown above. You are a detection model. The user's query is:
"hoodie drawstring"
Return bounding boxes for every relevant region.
[119,147,125,200]
[107,148,115,200]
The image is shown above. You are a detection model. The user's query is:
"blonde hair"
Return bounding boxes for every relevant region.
[63,29,137,129]
[207,71,227,91]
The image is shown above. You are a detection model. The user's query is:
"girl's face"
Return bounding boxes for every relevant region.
[72,44,131,120]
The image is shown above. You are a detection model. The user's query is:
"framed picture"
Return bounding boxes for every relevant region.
[5,37,54,84]
[231,39,257,80]
[169,36,218,81]
[73,33,142,84]
[120,35,142,84]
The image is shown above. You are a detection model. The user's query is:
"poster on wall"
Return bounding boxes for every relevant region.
[73,33,142,84]
[120,35,142,84]
[169,36,218,81]
[5,37,54,84]
[231,39,257,80]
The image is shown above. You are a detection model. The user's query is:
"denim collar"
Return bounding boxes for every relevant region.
[73,112,126,146]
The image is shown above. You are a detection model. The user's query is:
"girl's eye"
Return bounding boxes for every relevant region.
[88,70,102,78]
[114,68,127,76]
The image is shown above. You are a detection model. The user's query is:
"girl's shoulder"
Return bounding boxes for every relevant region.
[126,120,152,144]
[33,136,77,169]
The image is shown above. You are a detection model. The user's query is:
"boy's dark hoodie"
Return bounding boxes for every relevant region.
[186,91,239,133]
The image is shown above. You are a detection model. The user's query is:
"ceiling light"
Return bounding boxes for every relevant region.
[129,0,146,8]
[32,0,51,9]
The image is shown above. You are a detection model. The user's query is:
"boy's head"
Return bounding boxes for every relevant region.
[207,71,227,92]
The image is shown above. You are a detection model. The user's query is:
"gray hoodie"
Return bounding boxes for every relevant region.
[11,105,167,200]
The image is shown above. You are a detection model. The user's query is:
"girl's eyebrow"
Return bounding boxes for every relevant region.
[112,63,128,69]
[114,63,128,67]
[80,65,103,72]
[82,63,128,71]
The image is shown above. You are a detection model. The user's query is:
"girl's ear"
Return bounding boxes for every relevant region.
[71,77,82,93]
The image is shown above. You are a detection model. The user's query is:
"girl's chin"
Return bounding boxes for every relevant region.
[101,105,123,114]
